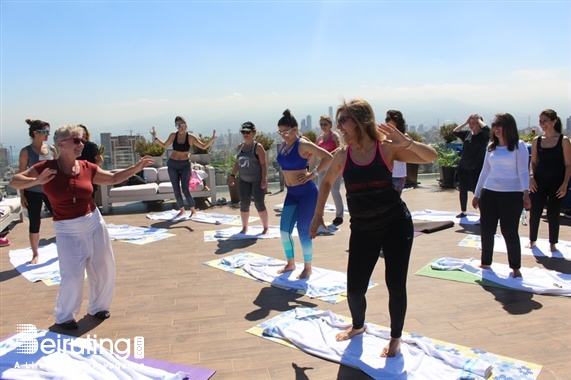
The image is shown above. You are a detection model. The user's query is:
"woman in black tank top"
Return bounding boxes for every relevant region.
[309,99,437,358]
[528,109,571,252]
[150,116,217,217]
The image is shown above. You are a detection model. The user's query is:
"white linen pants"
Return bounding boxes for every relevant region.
[53,208,115,324]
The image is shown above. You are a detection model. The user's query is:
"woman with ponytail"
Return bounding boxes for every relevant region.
[527,109,571,252]
[18,119,58,264]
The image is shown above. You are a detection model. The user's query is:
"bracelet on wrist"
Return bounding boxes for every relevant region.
[312,168,318,176]
[404,139,413,149]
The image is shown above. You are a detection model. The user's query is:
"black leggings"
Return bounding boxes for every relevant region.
[478,189,522,269]
[458,167,481,212]
[529,178,564,244]
[347,214,413,338]
[24,190,52,234]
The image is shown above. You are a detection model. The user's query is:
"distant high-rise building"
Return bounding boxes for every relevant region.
[566,116,571,136]
[329,106,335,128]
[409,125,416,133]
[100,132,145,169]
[300,119,307,132]
[306,115,312,131]
[418,124,425,133]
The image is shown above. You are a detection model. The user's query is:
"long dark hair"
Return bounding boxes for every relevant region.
[540,109,562,133]
[386,110,406,134]
[489,113,519,152]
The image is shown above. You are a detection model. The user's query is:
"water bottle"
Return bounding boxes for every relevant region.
[521,209,527,226]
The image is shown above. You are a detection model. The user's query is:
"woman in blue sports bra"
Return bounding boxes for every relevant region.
[150,116,217,217]
[276,109,333,279]
[309,99,437,358]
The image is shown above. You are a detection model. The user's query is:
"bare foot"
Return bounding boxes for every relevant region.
[189,208,197,218]
[336,326,365,341]
[512,269,522,278]
[261,227,269,235]
[30,256,39,265]
[176,209,186,217]
[239,227,248,234]
[525,241,536,249]
[277,265,296,274]
[480,264,491,269]
[297,268,312,279]
[381,338,401,358]
[550,244,558,252]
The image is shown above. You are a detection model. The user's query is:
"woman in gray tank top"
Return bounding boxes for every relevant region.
[18,119,58,264]
[227,121,269,234]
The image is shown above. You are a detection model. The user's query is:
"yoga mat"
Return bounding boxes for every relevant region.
[203,224,338,242]
[247,308,542,380]
[417,258,571,296]
[413,220,455,233]
[203,251,377,303]
[0,331,216,379]
[415,259,507,288]
[411,209,480,225]
[458,234,571,259]
[147,210,259,225]
[107,224,175,245]
[7,243,85,286]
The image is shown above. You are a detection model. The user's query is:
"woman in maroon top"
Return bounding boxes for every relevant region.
[310,99,436,357]
[10,124,154,330]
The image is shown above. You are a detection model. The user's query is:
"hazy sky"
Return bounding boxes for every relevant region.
[1,0,570,149]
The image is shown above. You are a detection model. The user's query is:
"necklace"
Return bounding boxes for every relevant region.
[57,160,78,204]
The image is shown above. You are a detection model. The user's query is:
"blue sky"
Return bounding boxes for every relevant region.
[1,1,570,149]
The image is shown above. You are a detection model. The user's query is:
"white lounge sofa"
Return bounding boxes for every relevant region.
[0,197,23,232]
[99,166,216,214]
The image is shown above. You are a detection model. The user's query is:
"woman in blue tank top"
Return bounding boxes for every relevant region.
[18,118,58,264]
[276,109,333,279]
[150,116,217,217]
[309,99,437,358]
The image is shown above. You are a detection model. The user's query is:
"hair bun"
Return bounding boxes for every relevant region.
[283,109,291,117]
[25,119,34,125]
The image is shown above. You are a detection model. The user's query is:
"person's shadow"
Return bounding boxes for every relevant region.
[245,286,317,321]
[292,363,313,380]
[479,284,542,314]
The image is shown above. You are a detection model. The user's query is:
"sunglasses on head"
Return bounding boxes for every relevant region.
[277,128,295,137]
[491,122,504,128]
[337,115,352,126]
[176,123,186,128]
[35,129,50,135]
[240,130,252,135]
[60,136,87,145]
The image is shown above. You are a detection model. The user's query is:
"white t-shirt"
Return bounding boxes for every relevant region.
[474,140,529,197]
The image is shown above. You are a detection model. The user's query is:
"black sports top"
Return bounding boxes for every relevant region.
[173,134,191,152]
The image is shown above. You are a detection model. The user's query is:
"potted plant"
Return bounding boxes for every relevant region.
[190,133,213,165]
[439,123,459,146]
[134,140,166,167]
[435,143,460,188]
[405,131,424,188]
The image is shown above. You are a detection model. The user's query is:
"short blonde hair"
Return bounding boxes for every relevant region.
[53,124,84,144]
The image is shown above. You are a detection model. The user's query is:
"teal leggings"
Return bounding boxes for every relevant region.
[280,181,318,262]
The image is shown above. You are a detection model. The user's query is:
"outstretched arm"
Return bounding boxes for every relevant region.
[93,156,154,185]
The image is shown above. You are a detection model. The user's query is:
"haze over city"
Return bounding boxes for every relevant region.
[2,1,570,151]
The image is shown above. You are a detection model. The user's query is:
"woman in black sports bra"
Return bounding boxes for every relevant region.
[310,99,437,358]
[150,116,217,217]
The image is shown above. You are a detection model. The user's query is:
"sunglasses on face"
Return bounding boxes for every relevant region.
[60,136,87,145]
[277,128,295,137]
[35,129,50,135]
[491,122,504,128]
[319,122,330,127]
[176,123,186,128]
[337,115,352,126]
[240,130,252,135]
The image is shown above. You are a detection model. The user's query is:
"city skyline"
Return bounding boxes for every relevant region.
[2,1,569,151]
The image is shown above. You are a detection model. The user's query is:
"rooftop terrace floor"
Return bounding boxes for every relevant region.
[1,177,570,379]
